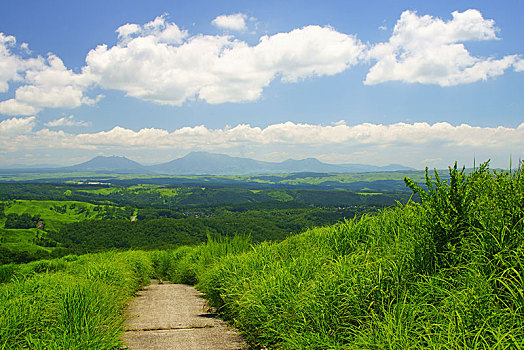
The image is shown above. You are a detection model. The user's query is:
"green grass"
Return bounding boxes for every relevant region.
[264,190,294,202]
[1,199,131,231]
[0,238,252,349]
[1,161,522,349]
[78,184,173,196]
[0,251,152,349]
[158,162,524,349]
[0,228,49,253]
[0,200,132,260]
[151,234,253,285]
[76,187,121,195]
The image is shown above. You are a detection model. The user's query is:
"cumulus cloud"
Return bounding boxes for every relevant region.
[1,120,522,152]
[1,9,522,115]
[514,57,524,72]
[80,10,523,106]
[0,120,522,168]
[0,99,38,115]
[0,33,21,92]
[0,116,35,134]
[212,13,248,32]
[116,14,188,45]
[0,33,43,94]
[0,43,99,116]
[365,9,519,86]
[45,115,91,127]
[85,21,364,105]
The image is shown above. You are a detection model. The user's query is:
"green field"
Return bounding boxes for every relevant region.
[0,184,381,263]
[0,169,427,192]
[0,199,134,262]
[0,162,522,349]
[0,228,47,253]
[1,200,132,230]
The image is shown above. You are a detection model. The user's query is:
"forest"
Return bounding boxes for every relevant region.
[0,178,402,264]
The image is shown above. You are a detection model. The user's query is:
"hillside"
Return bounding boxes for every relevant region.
[171,162,524,349]
[1,162,522,349]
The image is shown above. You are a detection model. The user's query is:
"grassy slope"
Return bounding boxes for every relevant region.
[0,228,47,253]
[0,251,152,350]
[160,163,524,349]
[0,199,132,258]
[2,200,127,231]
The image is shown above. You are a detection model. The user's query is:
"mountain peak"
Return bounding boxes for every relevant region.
[281,158,323,164]
[91,155,127,160]
[66,155,147,172]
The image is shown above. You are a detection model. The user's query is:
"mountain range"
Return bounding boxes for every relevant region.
[56,152,414,175]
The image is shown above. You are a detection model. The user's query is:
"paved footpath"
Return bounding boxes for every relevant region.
[122,281,249,350]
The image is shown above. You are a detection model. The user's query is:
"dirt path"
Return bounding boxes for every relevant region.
[122,281,248,350]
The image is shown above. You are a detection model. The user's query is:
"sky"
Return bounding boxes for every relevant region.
[0,0,522,169]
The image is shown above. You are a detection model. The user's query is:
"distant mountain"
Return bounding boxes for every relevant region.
[63,156,150,173]
[149,151,415,175]
[149,151,275,175]
[375,164,414,172]
[337,163,414,173]
[273,158,344,173]
[5,152,414,175]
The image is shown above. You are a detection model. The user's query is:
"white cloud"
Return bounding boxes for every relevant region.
[81,10,523,106]
[212,13,248,32]
[1,10,522,116]
[0,33,43,94]
[45,115,90,127]
[0,99,38,115]
[116,15,188,45]
[86,23,364,105]
[2,121,522,156]
[0,43,99,116]
[514,57,524,72]
[116,23,141,42]
[76,126,170,147]
[0,33,21,92]
[365,9,519,86]
[20,42,31,54]
[0,120,521,168]
[0,116,35,134]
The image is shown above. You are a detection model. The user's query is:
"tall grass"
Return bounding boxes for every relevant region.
[151,234,252,284]
[0,251,152,349]
[162,162,524,349]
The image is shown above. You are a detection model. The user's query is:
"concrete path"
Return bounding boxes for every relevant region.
[122,281,248,350]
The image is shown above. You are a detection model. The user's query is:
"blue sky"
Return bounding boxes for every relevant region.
[0,0,522,168]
